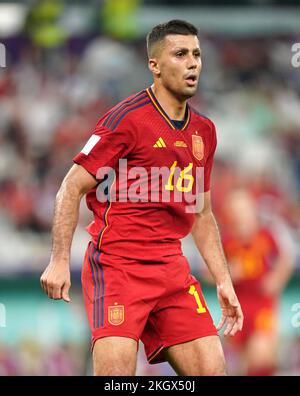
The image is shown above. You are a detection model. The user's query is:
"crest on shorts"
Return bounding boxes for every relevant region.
[108,304,125,326]
[192,134,204,160]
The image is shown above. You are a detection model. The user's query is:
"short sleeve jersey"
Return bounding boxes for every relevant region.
[73,87,217,262]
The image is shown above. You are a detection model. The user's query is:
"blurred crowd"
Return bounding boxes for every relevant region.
[0,340,88,376]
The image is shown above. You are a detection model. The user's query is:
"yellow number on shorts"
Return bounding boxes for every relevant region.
[188,285,206,313]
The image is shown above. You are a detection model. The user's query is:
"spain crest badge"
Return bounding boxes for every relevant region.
[192,134,204,160]
[108,304,125,326]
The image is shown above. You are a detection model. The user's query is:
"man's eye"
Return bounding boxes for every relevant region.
[194,52,201,57]
[176,52,184,57]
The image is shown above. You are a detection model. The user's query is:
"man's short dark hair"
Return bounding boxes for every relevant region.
[146,20,198,58]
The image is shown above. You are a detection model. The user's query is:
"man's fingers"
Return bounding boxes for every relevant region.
[52,286,62,300]
[228,318,240,336]
[40,263,71,302]
[62,282,71,303]
[224,316,235,336]
[41,280,59,300]
[225,307,244,336]
[40,271,52,297]
[40,274,49,294]
[217,295,244,336]
[47,284,54,299]
[40,277,45,293]
[236,310,244,331]
[233,305,244,332]
[217,313,226,331]
[228,312,243,336]
[41,278,50,297]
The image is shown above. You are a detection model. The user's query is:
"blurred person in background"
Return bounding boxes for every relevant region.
[210,188,293,376]
[40,19,243,376]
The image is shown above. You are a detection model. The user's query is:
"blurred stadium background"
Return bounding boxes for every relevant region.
[0,0,299,376]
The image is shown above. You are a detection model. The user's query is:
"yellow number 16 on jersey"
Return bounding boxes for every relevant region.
[164,161,194,193]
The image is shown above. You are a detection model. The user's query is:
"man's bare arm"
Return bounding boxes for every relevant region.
[40,164,97,302]
[192,192,231,285]
[191,191,243,336]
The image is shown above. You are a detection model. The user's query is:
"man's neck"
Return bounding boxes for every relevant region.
[151,83,187,121]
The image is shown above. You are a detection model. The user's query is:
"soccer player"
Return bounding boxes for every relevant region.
[221,189,293,375]
[40,20,243,376]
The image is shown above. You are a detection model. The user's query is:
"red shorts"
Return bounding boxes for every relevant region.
[82,242,217,364]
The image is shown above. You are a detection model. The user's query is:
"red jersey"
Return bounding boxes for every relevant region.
[223,228,280,296]
[73,87,217,262]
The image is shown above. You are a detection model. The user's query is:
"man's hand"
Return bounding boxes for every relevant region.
[40,165,97,303]
[40,261,71,302]
[216,282,243,336]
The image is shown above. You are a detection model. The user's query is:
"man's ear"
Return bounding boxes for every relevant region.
[148,58,160,76]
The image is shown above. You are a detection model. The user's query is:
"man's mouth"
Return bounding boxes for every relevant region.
[185,74,197,86]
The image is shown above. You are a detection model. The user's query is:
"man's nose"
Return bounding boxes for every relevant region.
[187,54,198,69]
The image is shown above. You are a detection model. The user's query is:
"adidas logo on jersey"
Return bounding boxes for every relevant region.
[153,137,166,148]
